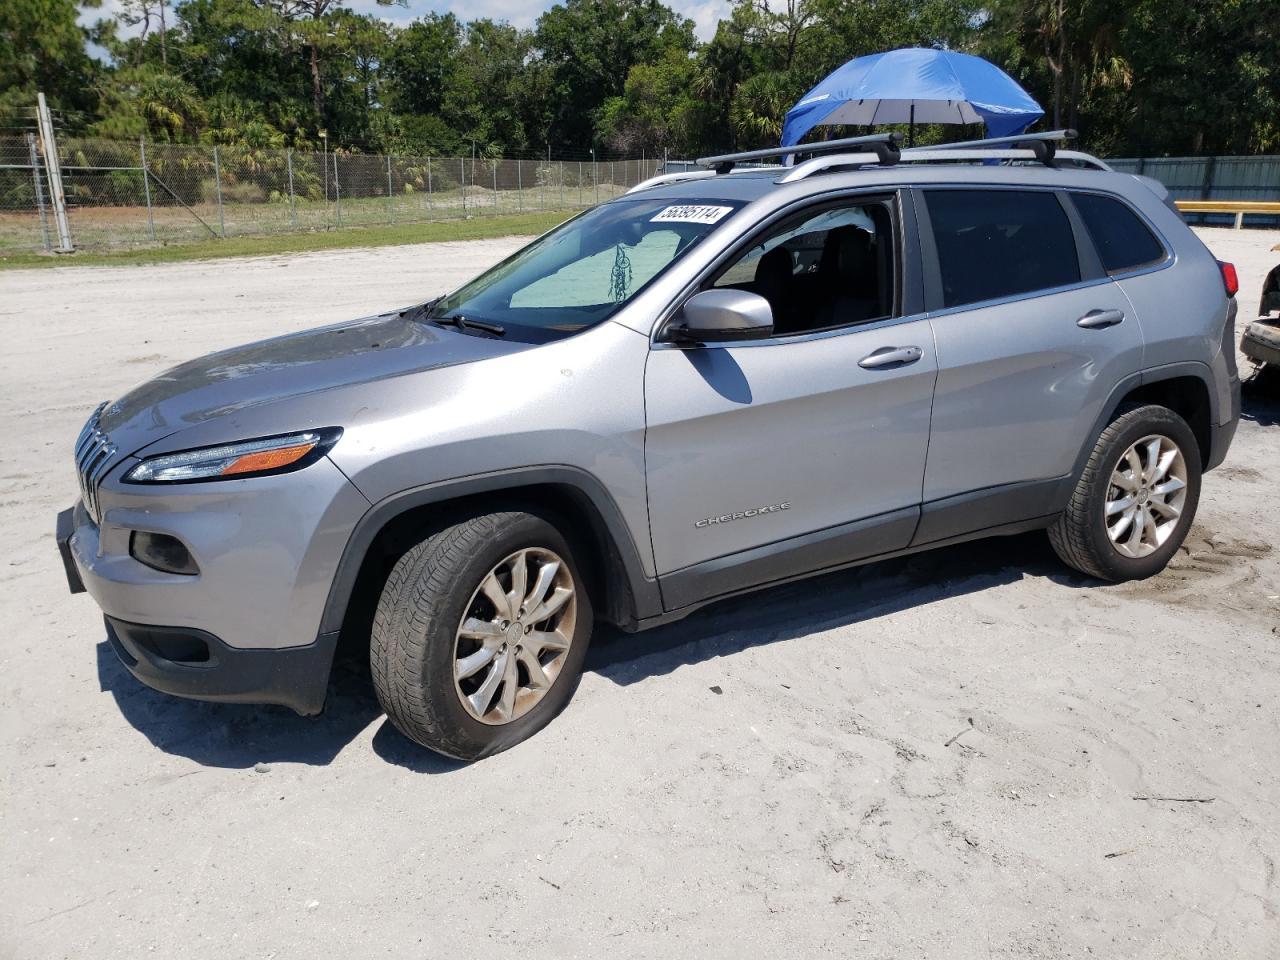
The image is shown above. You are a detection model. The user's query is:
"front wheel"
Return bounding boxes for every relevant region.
[1049,404,1201,582]
[370,510,593,760]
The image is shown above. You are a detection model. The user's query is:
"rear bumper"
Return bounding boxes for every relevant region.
[1205,368,1241,473]
[104,616,337,716]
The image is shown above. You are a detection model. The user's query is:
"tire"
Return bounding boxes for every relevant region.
[370,510,593,760]
[1048,404,1201,582]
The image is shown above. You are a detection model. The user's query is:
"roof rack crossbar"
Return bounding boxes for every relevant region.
[698,133,903,173]
[903,128,1078,166]
[903,129,1077,152]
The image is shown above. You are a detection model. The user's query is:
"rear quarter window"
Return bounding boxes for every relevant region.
[1070,192,1166,274]
[924,189,1080,309]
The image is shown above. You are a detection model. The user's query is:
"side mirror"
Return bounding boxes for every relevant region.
[665,289,775,343]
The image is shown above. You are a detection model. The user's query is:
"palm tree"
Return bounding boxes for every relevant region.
[137,72,207,142]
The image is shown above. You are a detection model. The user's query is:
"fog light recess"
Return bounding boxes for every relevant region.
[130,531,199,576]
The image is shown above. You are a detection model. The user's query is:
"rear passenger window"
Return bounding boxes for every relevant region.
[1071,192,1165,274]
[925,190,1080,308]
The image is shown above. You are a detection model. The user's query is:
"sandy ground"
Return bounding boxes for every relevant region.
[2,228,1279,959]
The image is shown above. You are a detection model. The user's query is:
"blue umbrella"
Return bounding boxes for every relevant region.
[782,48,1043,149]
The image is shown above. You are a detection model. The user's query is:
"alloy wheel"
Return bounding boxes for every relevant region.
[1104,434,1188,559]
[453,547,577,725]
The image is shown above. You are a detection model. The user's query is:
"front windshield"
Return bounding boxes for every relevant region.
[429,198,743,342]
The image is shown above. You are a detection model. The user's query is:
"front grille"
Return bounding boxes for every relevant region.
[75,402,117,524]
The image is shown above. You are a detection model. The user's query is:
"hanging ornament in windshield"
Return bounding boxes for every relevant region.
[609,243,633,303]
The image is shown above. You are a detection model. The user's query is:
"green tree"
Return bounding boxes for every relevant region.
[384,13,463,117]
[533,0,697,149]
[599,47,702,153]
[0,0,101,118]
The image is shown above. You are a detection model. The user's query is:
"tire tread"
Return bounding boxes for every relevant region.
[1048,403,1198,581]
[370,512,519,759]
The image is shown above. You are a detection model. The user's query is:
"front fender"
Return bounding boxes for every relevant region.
[316,465,665,638]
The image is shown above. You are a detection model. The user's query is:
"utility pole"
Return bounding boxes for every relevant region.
[140,137,156,241]
[36,93,73,252]
[320,129,329,200]
[26,133,51,252]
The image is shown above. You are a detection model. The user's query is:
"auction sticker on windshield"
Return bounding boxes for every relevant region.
[651,205,735,224]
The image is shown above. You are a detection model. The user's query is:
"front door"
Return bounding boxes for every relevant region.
[644,195,937,609]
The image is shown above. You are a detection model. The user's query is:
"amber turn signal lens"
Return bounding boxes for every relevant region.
[219,441,317,477]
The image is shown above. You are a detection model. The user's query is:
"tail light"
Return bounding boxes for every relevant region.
[1219,260,1239,297]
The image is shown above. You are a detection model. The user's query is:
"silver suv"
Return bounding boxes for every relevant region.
[57,133,1241,760]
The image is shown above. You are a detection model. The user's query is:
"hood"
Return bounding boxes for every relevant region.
[97,311,528,455]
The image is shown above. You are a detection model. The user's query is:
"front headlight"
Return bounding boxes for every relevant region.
[124,429,341,483]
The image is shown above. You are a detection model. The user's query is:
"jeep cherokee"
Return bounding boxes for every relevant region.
[56,132,1242,760]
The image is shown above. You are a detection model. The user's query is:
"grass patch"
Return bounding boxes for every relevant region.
[0,211,572,270]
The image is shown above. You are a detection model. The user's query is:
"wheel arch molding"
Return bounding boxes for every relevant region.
[318,466,664,644]
[1074,362,1219,482]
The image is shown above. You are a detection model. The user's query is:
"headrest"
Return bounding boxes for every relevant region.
[834,227,875,282]
[754,247,793,289]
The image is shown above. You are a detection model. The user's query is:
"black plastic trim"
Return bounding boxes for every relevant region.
[56,506,86,594]
[1068,361,1228,481]
[129,530,199,576]
[912,477,1072,547]
[636,512,1057,632]
[657,478,1073,616]
[318,465,664,636]
[659,506,920,611]
[105,617,336,716]
[1056,189,1106,280]
[911,187,942,312]
[1207,414,1239,472]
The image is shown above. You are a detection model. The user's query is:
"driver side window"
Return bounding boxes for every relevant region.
[713,199,896,336]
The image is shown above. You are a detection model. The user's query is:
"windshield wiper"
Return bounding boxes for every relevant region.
[431,313,506,337]
[399,301,504,337]
[398,298,439,323]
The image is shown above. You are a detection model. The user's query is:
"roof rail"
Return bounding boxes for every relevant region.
[904,129,1078,165]
[626,169,717,194]
[776,144,1110,184]
[697,133,903,173]
[776,153,884,183]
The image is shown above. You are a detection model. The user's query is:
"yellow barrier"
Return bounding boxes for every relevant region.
[1175,200,1280,229]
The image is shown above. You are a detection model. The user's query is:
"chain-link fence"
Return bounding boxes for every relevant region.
[0,133,665,255]
[1109,155,1280,227]
[0,134,56,254]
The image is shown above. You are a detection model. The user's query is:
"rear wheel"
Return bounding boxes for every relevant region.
[370,510,593,760]
[1049,404,1201,581]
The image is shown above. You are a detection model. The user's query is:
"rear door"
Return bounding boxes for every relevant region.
[913,186,1143,543]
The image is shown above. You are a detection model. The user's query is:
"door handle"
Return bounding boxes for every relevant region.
[858,345,923,369]
[1077,308,1125,329]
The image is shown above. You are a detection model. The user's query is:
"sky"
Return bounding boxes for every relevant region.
[85,0,737,46]
[354,0,734,40]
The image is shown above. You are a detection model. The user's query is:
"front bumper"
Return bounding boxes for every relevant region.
[57,454,369,715]
[104,616,336,715]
